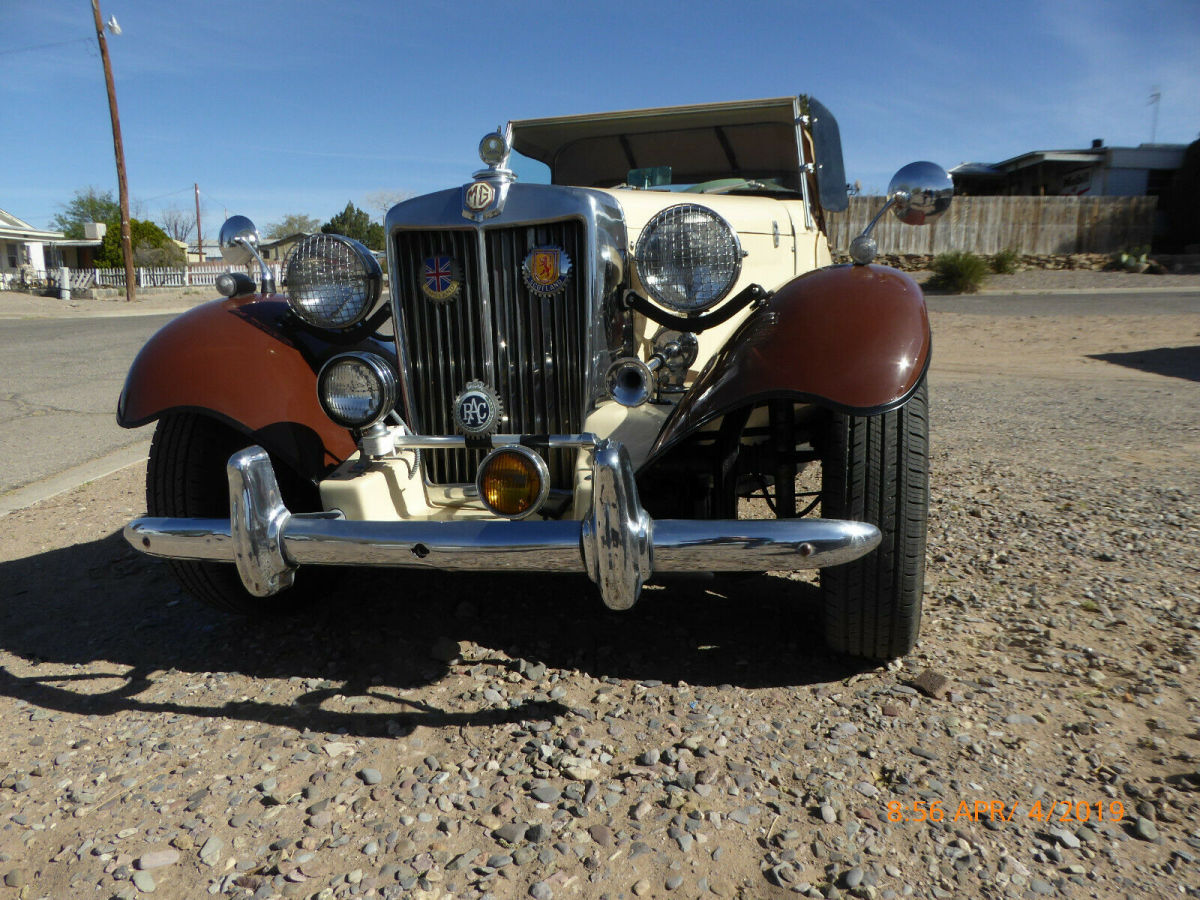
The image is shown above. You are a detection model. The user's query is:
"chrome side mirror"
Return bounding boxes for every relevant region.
[219,215,260,265]
[218,215,275,293]
[849,161,953,265]
[887,161,953,226]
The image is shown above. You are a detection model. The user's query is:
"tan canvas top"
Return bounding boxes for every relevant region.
[510,97,804,190]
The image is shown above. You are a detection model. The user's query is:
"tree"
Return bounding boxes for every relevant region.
[322,202,384,250]
[363,189,412,218]
[96,218,186,268]
[159,205,194,243]
[264,213,322,241]
[51,186,120,239]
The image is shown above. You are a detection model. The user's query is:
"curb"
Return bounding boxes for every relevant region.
[0,441,149,518]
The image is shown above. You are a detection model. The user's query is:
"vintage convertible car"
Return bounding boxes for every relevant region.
[119,96,952,659]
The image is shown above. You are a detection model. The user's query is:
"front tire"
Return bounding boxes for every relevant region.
[820,381,929,659]
[146,412,324,614]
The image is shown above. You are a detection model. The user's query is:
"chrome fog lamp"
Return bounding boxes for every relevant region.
[317,352,397,428]
[284,234,382,329]
[634,204,742,314]
[476,446,549,519]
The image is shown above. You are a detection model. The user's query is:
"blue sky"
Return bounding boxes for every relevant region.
[4,0,1198,236]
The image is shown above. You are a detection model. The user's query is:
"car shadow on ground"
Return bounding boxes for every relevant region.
[1088,346,1200,383]
[0,530,866,737]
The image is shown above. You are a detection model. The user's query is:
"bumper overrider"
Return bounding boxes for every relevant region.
[124,438,881,610]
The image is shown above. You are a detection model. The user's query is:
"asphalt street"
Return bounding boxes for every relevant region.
[926,289,1200,316]
[0,313,174,510]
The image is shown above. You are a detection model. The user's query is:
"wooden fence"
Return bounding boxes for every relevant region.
[825,195,1158,256]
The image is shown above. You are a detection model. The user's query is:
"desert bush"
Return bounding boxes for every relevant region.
[990,248,1019,274]
[930,251,988,293]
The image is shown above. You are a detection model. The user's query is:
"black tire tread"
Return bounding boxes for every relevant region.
[147,413,310,615]
[821,381,928,658]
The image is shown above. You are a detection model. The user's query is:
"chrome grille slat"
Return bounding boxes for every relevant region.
[394,220,587,488]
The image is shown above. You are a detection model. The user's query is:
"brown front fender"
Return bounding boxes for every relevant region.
[648,264,930,460]
[117,296,357,481]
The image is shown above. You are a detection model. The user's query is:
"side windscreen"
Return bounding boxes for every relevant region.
[807,98,848,212]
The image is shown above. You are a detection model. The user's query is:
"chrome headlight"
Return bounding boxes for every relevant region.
[634,204,742,314]
[317,352,397,428]
[285,234,382,329]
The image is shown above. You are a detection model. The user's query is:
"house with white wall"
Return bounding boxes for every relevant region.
[0,208,64,286]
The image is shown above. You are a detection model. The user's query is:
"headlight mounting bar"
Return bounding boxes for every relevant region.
[623,283,769,333]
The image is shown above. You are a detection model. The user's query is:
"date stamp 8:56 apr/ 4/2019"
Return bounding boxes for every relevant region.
[887,799,1127,825]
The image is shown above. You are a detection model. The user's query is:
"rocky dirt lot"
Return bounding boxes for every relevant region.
[1,298,1199,900]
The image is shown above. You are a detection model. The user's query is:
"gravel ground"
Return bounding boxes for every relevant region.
[1,296,1199,900]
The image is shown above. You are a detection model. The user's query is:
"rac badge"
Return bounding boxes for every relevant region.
[522,246,572,297]
[420,255,461,303]
[453,380,503,436]
[464,181,496,212]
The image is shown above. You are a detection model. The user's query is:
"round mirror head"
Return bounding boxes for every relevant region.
[219,215,260,265]
[888,161,953,226]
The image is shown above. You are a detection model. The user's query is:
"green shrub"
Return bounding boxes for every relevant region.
[95,218,186,268]
[990,248,1019,274]
[930,251,989,294]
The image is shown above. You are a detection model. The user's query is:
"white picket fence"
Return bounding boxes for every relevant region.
[4,264,283,292]
[88,263,282,289]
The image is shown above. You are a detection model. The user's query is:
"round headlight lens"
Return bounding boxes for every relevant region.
[634,204,742,313]
[317,352,397,428]
[285,234,382,329]
[476,446,549,519]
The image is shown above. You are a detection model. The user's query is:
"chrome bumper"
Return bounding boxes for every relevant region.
[125,440,881,611]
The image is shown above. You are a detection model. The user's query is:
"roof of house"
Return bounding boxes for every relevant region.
[260,232,311,250]
[952,143,1187,178]
[0,208,64,242]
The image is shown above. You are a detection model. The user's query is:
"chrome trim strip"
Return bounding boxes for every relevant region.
[125,444,882,610]
[387,432,599,450]
[793,96,815,231]
[475,228,496,384]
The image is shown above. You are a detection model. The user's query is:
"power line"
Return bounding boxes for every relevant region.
[0,36,93,57]
[141,186,194,204]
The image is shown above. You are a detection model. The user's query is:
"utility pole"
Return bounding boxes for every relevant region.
[1149,87,1162,144]
[91,0,134,301]
[194,183,202,263]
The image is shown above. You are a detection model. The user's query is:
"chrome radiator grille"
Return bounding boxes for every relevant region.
[393,221,589,487]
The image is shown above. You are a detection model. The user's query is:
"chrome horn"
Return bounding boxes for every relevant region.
[606,356,660,408]
[606,336,698,407]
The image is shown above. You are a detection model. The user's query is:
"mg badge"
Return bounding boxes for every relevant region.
[464,181,495,212]
[522,245,572,297]
[420,255,461,303]
[453,380,503,435]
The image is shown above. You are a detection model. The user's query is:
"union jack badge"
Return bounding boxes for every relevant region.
[522,245,572,297]
[420,255,461,303]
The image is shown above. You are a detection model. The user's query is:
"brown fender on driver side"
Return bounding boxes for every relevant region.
[117,296,357,481]
[647,264,930,461]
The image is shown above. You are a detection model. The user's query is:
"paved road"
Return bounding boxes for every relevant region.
[0,314,175,510]
[927,289,1200,316]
